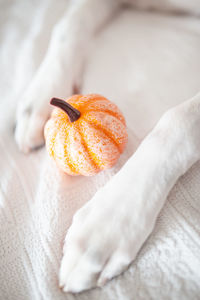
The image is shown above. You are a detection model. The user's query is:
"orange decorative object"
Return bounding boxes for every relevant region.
[44,94,128,176]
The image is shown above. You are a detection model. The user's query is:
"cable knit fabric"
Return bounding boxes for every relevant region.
[0,1,200,299]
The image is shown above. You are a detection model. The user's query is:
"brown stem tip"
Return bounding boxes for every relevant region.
[50,97,81,122]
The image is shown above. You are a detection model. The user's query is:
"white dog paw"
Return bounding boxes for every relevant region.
[14,73,77,153]
[59,169,156,293]
[58,101,197,293]
[14,52,79,153]
[15,99,51,153]
[59,199,138,293]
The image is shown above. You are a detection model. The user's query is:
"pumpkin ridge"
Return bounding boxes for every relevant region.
[51,113,71,124]
[50,132,57,159]
[83,118,122,153]
[66,94,83,108]
[45,119,61,159]
[78,95,108,109]
[78,122,109,169]
[76,123,100,171]
[84,109,126,125]
[58,124,79,175]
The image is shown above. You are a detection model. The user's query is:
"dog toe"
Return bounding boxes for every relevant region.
[15,104,50,153]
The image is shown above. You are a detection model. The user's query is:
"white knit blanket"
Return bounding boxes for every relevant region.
[1,1,200,299]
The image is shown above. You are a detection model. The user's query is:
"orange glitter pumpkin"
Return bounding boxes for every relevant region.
[44,94,128,176]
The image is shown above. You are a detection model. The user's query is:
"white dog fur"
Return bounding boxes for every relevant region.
[15,0,200,293]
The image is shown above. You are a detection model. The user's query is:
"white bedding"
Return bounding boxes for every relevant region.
[1,1,200,299]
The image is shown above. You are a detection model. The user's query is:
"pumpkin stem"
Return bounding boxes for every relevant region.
[50,97,81,122]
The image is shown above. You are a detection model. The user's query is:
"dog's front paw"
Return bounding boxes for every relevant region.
[59,167,156,293]
[14,55,79,153]
[15,96,51,153]
[14,73,77,153]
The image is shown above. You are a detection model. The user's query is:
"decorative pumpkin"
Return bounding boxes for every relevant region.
[44,94,128,176]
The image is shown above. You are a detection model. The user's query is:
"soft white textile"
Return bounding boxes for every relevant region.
[1,1,200,299]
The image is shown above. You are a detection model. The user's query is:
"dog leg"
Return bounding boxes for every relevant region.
[59,92,200,293]
[15,0,120,153]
